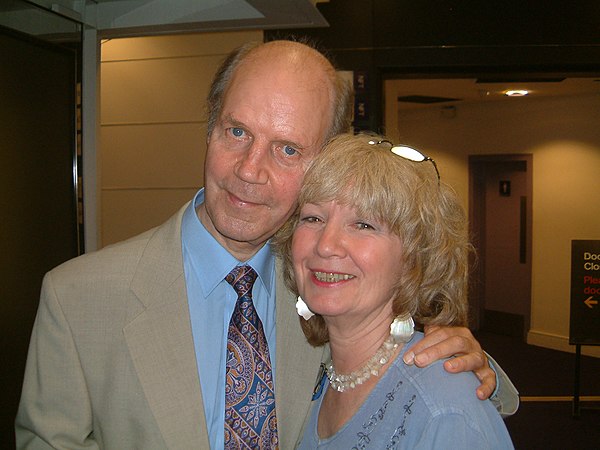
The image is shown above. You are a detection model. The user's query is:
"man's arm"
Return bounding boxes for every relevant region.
[15,272,98,449]
[485,353,520,417]
[403,325,519,417]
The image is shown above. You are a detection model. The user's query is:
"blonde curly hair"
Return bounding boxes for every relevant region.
[272,133,471,347]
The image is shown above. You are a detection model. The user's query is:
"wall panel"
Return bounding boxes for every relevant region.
[100,30,262,246]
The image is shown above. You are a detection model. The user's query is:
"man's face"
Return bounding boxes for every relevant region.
[199,52,333,260]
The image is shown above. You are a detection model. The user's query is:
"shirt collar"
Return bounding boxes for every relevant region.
[181,188,275,296]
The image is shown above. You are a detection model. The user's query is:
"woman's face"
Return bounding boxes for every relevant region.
[292,200,404,324]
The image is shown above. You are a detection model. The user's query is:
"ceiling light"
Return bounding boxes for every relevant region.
[504,89,529,97]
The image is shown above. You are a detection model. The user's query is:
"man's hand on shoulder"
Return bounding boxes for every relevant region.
[403,325,496,400]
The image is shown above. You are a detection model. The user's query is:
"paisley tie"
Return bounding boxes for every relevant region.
[224,265,278,449]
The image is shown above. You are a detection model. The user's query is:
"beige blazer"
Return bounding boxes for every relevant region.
[16,204,325,449]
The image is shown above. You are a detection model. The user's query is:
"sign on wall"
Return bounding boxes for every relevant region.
[569,240,600,345]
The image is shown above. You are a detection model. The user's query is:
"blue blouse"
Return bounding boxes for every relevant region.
[298,332,514,449]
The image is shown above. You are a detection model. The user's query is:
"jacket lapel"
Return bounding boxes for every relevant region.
[122,205,325,448]
[124,204,209,449]
[275,263,326,448]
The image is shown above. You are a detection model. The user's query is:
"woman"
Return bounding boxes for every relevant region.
[274,133,514,448]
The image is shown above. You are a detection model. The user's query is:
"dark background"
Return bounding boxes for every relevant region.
[0,26,80,446]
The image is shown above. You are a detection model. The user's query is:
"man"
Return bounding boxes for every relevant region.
[16,40,517,449]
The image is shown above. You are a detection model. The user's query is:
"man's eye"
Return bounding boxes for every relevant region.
[230,127,245,137]
[282,145,298,156]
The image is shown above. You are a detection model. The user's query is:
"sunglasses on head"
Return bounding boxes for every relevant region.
[368,139,440,182]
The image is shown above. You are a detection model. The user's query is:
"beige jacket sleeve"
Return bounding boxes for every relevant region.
[16,271,100,449]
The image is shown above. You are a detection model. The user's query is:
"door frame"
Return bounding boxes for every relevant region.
[468,154,533,336]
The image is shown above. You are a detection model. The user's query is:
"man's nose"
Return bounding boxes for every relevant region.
[234,142,269,184]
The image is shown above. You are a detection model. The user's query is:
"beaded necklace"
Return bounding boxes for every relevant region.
[324,334,399,392]
[324,315,414,392]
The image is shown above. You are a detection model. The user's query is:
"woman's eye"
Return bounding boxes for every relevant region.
[300,216,321,224]
[356,222,375,230]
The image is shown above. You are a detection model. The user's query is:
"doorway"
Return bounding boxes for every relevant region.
[469,155,533,339]
[0,23,81,444]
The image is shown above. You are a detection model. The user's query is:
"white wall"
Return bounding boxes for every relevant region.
[385,87,600,357]
[100,31,262,246]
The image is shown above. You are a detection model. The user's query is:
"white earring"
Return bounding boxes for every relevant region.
[296,296,315,320]
[390,315,415,343]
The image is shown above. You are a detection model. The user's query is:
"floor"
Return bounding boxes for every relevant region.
[475,331,600,449]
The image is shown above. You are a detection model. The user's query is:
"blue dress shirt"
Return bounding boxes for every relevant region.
[181,189,277,449]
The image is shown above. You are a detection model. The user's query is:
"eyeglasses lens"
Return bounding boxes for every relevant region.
[390,145,427,162]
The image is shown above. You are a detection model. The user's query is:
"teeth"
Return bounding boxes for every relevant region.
[314,272,354,283]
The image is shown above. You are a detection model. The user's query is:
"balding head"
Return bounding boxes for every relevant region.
[206,39,353,146]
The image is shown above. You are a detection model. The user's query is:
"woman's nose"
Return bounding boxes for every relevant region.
[316,223,346,258]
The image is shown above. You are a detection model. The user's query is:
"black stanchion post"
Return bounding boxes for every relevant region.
[573,344,581,418]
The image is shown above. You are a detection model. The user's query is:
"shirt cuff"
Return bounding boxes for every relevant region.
[486,351,520,418]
